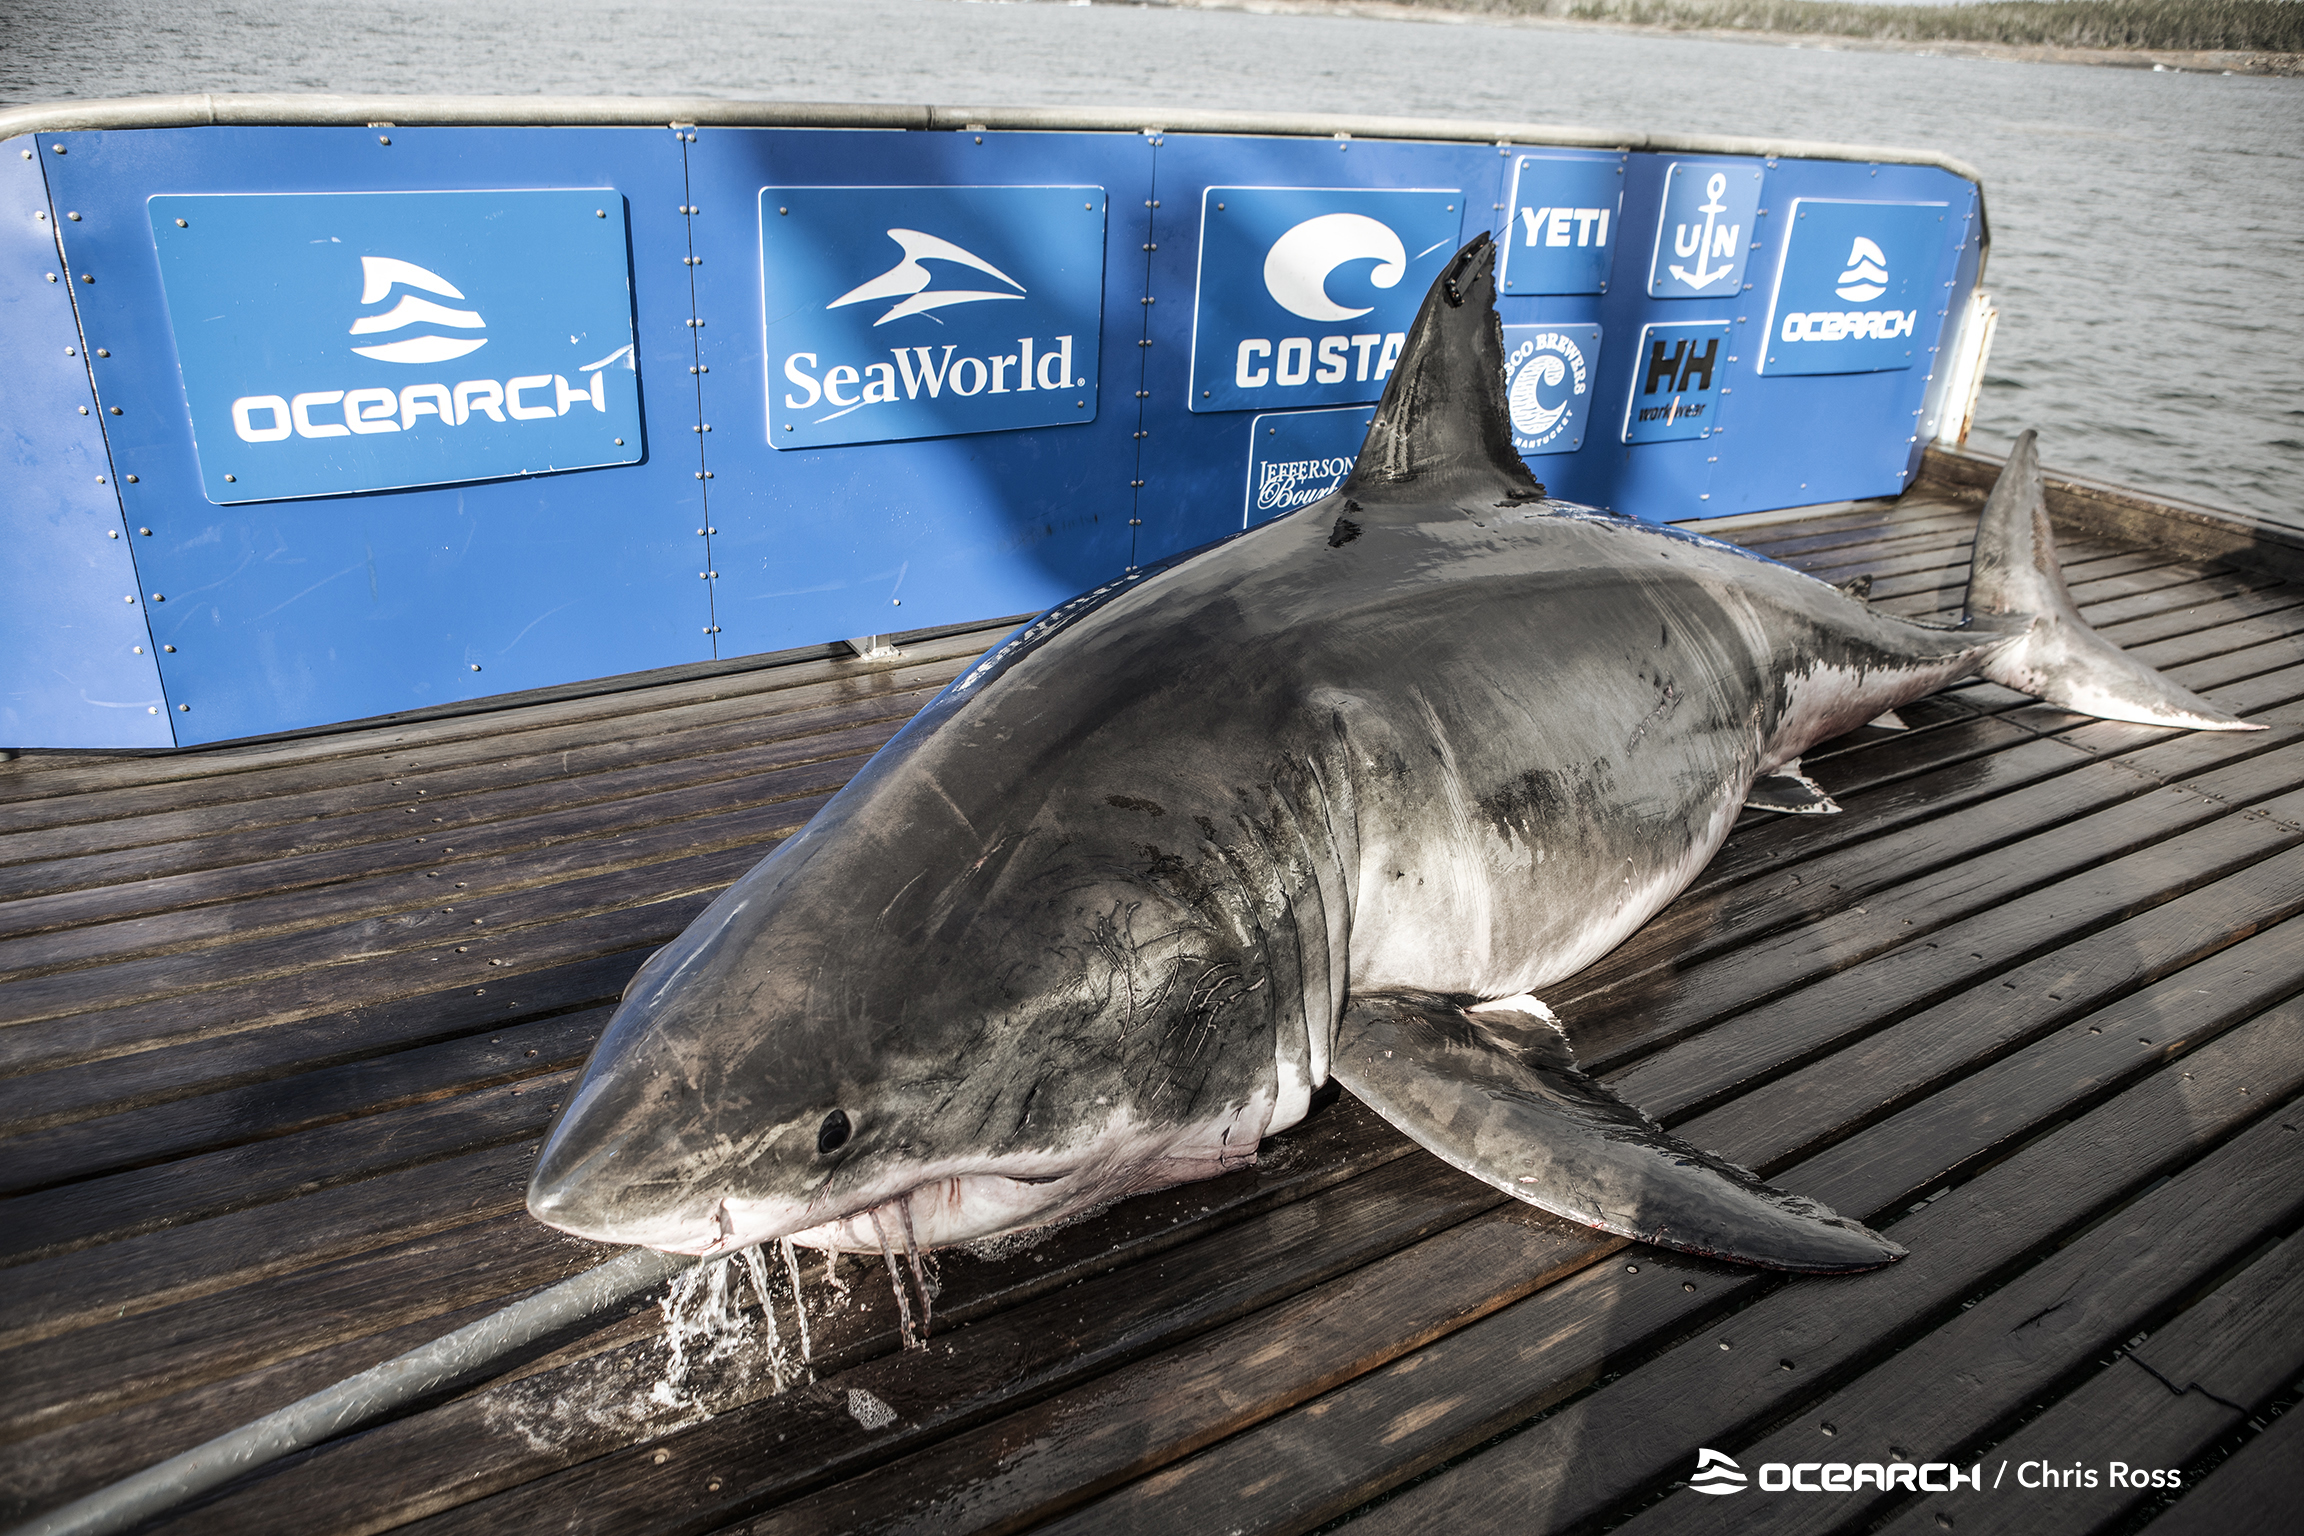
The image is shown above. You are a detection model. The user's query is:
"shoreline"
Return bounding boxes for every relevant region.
[1130,0,2304,77]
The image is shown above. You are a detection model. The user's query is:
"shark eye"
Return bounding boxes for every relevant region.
[816,1110,851,1155]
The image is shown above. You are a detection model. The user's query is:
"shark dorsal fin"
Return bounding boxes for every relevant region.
[1340,233,1545,508]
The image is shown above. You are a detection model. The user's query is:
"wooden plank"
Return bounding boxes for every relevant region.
[152,1101,1435,1536]
[728,1210,1618,1536]
[0,1138,541,1351]
[1571,777,2304,1083]
[1672,845,2304,1168]
[1020,988,2304,1536]
[0,626,1006,820]
[0,1212,609,1451]
[0,700,918,915]
[1604,1084,2304,1536]
[1594,775,2304,1112]
[1558,717,2304,1032]
[2146,1405,2304,1536]
[0,1007,605,1199]
[1732,508,1979,564]
[0,830,782,1039]
[0,741,871,973]
[1877,1228,2304,1536]
[0,1066,575,1264]
[0,949,635,1138]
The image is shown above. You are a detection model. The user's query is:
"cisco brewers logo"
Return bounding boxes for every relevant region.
[762,186,1107,450]
[1762,198,1949,376]
[1503,324,1600,457]
[149,189,643,503]
[1190,187,1462,414]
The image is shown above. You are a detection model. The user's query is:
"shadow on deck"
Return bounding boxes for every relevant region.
[3,486,2300,1536]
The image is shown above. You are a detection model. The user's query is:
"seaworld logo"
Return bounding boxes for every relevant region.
[761,185,1106,449]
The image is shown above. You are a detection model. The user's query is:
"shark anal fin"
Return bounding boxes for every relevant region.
[1328,993,1902,1273]
[1744,760,1842,816]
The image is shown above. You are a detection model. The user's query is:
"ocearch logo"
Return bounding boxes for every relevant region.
[1689,1448,1986,1495]
[1834,237,1890,304]
[349,256,488,364]
[1689,1449,1747,1496]
[228,256,622,445]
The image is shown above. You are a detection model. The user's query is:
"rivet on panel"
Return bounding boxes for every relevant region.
[470,664,482,672]
[97,348,109,357]
[379,135,391,145]
[81,272,92,282]
[179,703,189,711]
[67,211,80,221]
[163,644,175,651]
[224,474,235,482]
[176,218,188,227]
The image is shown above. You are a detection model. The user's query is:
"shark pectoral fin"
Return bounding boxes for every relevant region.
[1328,993,1904,1273]
[1743,761,1843,816]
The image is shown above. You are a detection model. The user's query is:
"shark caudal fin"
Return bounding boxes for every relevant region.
[1340,233,1547,508]
[1966,432,2260,732]
[1329,993,1903,1273]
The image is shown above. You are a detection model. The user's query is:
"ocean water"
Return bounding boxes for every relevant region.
[7,0,2299,522]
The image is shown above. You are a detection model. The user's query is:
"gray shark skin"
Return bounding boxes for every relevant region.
[529,235,2253,1278]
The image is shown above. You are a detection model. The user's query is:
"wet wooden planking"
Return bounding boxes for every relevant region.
[0,499,2294,1536]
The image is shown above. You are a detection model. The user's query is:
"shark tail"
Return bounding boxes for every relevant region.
[1964,431,2260,732]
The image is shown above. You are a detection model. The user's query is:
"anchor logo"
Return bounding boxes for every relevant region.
[1668,173,1742,292]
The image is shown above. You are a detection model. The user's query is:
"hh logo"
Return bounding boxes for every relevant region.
[1499,153,1625,296]
[1690,1449,1748,1496]
[762,186,1106,450]
[1760,198,1948,376]
[149,190,642,505]
[1623,319,1733,444]
[1189,186,1462,414]
[1648,162,1764,300]
[1502,324,1600,457]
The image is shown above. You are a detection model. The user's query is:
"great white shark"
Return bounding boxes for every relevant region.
[529,235,2254,1282]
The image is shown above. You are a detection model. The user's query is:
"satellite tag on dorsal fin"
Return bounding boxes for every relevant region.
[1340,233,1547,509]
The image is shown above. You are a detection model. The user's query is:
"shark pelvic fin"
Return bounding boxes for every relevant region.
[1328,993,1903,1273]
[1966,431,2260,732]
[1744,760,1843,816]
[1340,234,1548,510]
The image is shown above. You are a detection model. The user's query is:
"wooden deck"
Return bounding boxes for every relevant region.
[4,484,2301,1536]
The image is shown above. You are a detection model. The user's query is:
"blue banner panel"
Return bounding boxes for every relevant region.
[761,185,1107,449]
[147,190,642,503]
[1622,319,1733,444]
[1188,185,1466,414]
[680,129,1147,657]
[0,137,172,747]
[40,124,708,746]
[1244,406,1373,527]
[1758,198,1949,376]
[1498,154,1625,297]
[1646,160,1764,300]
[1503,324,1601,457]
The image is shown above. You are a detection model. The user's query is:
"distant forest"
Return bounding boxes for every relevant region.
[1393,1,2304,52]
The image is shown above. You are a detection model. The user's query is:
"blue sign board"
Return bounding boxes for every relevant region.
[1647,162,1764,300]
[147,190,642,504]
[1499,154,1625,296]
[1760,199,1947,376]
[1623,320,1733,443]
[1243,406,1375,526]
[760,185,1107,448]
[1190,186,1463,414]
[1503,324,1602,457]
